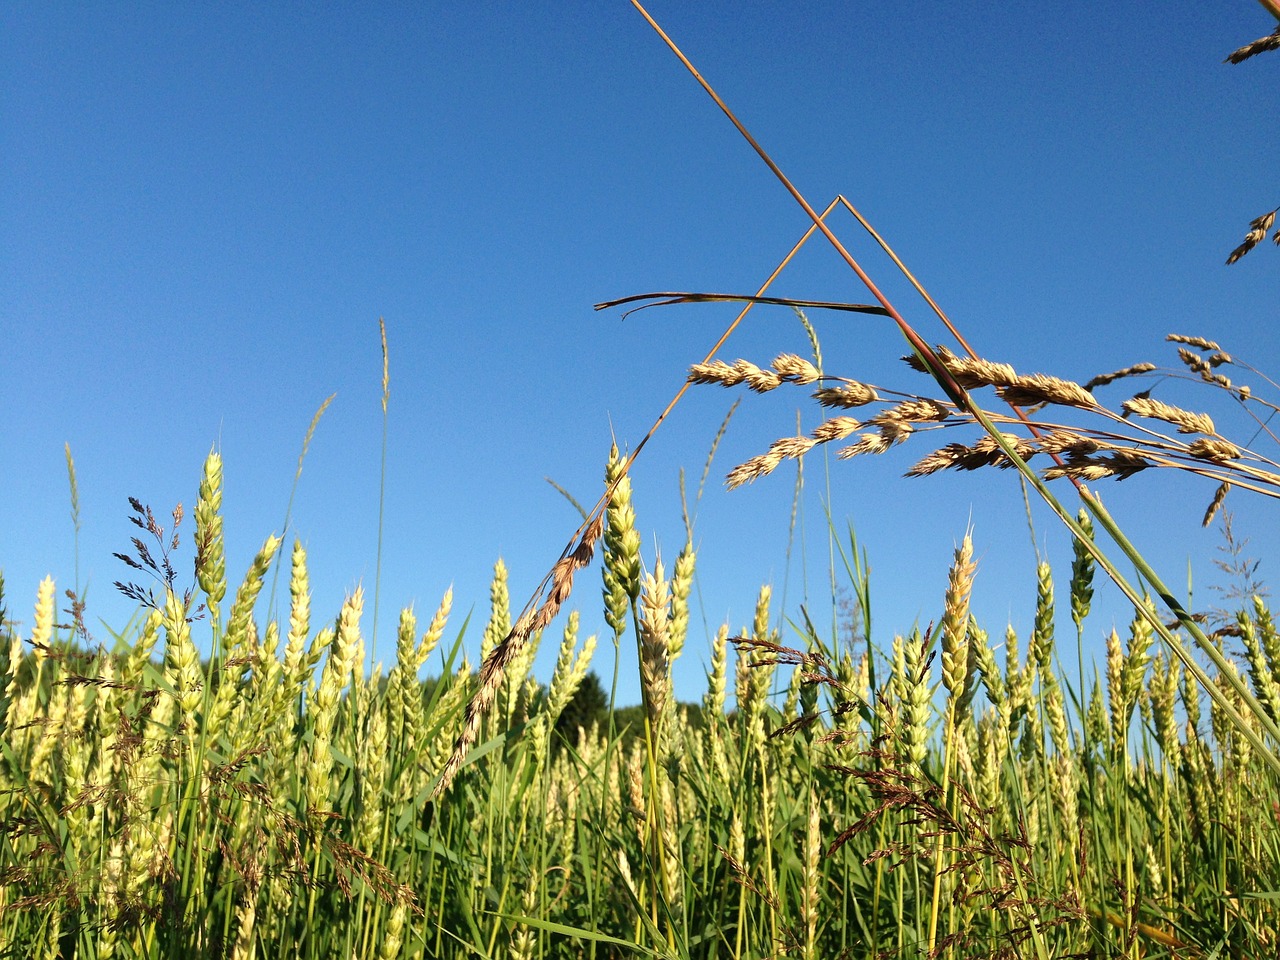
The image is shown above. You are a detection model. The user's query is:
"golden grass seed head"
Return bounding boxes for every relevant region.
[1036,431,1102,457]
[687,359,738,386]
[941,535,976,700]
[907,433,1036,476]
[687,358,783,392]
[1167,334,1222,352]
[998,373,1098,409]
[906,444,964,477]
[902,345,1017,389]
[725,451,780,489]
[1019,693,1045,763]
[771,352,819,384]
[1122,604,1155,705]
[1121,396,1215,435]
[1176,347,1211,375]
[872,398,951,425]
[0,633,19,732]
[1042,451,1151,482]
[1213,659,1252,772]
[752,584,771,645]
[835,432,893,460]
[1188,439,1240,464]
[813,382,878,408]
[639,562,673,742]
[810,416,862,443]
[194,450,227,610]
[1083,362,1157,390]
[32,575,55,651]
[725,435,816,489]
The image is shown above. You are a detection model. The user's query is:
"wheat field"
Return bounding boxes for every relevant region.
[1,434,1278,958]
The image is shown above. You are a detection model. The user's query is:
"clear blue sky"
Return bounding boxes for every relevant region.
[4,3,1277,707]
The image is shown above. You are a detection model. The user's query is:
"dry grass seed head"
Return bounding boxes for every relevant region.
[907,433,1036,476]
[836,433,893,460]
[770,352,819,384]
[1225,26,1280,64]
[1187,438,1240,462]
[997,374,1098,410]
[1084,363,1157,391]
[1121,396,1215,435]
[1167,334,1222,352]
[1202,482,1231,528]
[691,358,785,393]
[871,398,952,425]
[810,416,862,443]
[812,382,878,408]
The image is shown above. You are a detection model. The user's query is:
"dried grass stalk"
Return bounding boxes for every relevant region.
[432,513,603,797]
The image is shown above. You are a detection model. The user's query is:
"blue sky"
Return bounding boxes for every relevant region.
[3,3,1277,707]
